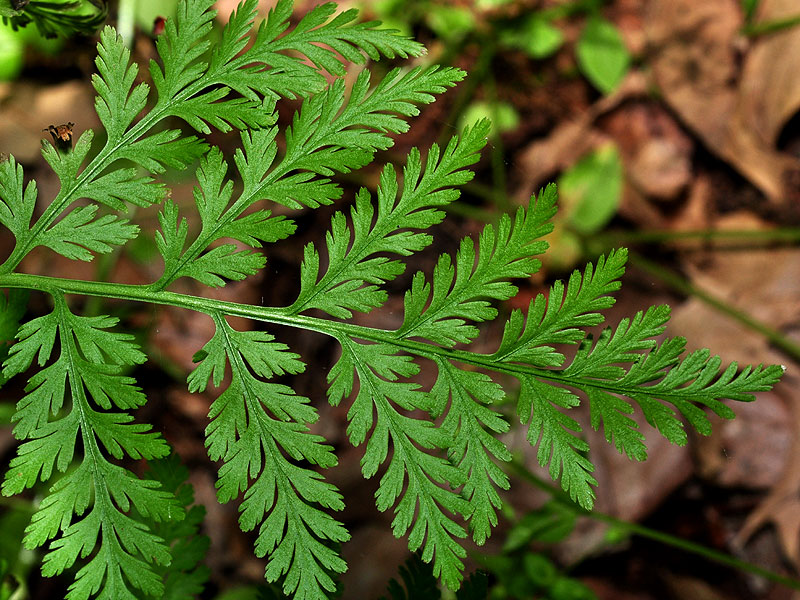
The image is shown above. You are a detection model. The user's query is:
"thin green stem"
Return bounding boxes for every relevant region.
[508,459,800,591]
[436,34,495,149]
[742,13,800,36]
[590,227,800,247]
[484,71,509,214]
[116,0,136,47]
[629,252,800,363]
[0,271,773,404]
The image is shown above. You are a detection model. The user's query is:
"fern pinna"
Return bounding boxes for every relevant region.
[0,1,783,599]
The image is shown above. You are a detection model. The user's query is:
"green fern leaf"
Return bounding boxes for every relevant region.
[0,156,37,242]
[0,0,786,597]
[1,298,177,599]
[116,130,208,174]
[40,206,138,262]
[249,0,425,98]
[151,0,216,103]
[93,26,149,140]
[432,361,510,546]
[288,120,489,318]
[397,184,556,346]
[519,377,597,509]
[82,168,169,210]
[190,316,347,599]
[330,338,469,589]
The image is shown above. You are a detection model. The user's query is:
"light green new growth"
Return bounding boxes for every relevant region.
[0,0,784,599]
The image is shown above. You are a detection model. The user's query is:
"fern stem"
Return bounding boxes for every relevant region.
[0,272,771,404]
[742,12,800,36]
[508,459,800,591]
[629,252,800,363]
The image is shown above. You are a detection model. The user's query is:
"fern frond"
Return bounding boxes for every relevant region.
[189,316,348,599]
[153,67,465,291]
[329,338,469,590]
[247,0,425,98]
[397,184,557,346]
[431,360,509,546]
[1,296,176,600]
[0,0,785,597]
[486,253,783,509]
[287,120,489,318]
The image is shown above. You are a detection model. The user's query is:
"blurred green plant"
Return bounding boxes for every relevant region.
[537,143,623,270]
[741,0,759,21]
[558,143,622,236]
[380,554,488,600]
[116,0,180,45]
[740,1,800,37]
[363,0,631,94]
[500,13,563,59]
[0,18,63,80]
[459,100,519,135]
[0,502,34,600]
[0,290,26,379]
[475,500,599,600]
[0,0,106,38]
[574,16,629,94]
[137,455,211,600]
[499,3,630,94]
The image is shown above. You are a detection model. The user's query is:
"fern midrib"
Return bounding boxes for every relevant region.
[218,312,336,585]
[0,273,727,405]
[55,294,118,569]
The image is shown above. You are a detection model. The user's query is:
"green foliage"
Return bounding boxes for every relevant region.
[478,502,596,600]
[558,142,623,235]
[742,0,760,22]
[575,15,631,94]
[380,553,488,600]
[460,100,520,135]
[500,13,564,59]
[138,455,211,600]
[0,0,783,599]
[0,289,26,384]
[1,0,107,38]
[502,501,577,553]
[365,0,631,94]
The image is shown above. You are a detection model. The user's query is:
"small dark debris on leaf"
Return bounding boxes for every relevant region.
[153,16,166,36]
[44,122,74,152]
